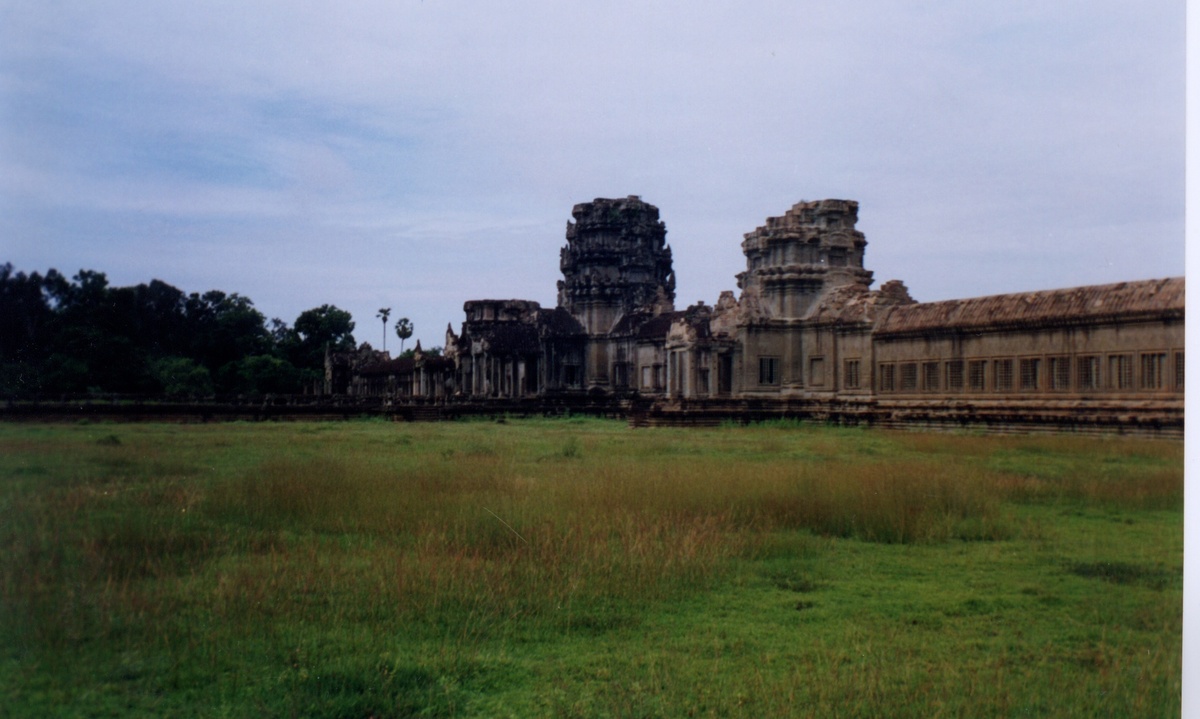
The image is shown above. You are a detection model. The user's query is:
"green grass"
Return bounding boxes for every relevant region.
[0,419,1183,717]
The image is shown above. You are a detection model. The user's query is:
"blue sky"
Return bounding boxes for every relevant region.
[0,1,1185,350]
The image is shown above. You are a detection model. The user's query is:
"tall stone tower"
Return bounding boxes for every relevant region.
[737,199,872,319]
[557,196,676,335]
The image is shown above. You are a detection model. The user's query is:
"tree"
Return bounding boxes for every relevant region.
[0,265,56,395]
[267,317,293,350]
[0,263,326,396]
[149,356,214,397]
[183,290,270,373]
[377,307,391,352]
[394,317,413,354]
[398,345,441,359]
[41,269,147,393]
[291,304,356,371]
[218,354,302,395]
[0,264,53,364]
[132,279,188,356]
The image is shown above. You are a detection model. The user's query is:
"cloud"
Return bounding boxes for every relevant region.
[0,1,1184,346]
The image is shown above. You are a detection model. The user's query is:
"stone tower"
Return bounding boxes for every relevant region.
[737,199,872,319]
[557,196,676,335]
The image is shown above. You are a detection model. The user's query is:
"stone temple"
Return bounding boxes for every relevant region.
[333,196,1183,435]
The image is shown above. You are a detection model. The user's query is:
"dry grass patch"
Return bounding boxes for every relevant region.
[0,420,1182,717]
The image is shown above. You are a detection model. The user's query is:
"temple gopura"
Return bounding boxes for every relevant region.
[332,197,1183,435]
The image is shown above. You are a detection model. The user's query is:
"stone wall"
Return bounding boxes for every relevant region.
[346,197,1184,435]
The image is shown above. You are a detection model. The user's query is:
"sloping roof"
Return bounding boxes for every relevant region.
[479,323,540,354]
[417,355,455,371]
[636,311,684,340]
[357,357,415,376]
[875,277,1184,336]
[803,284,876,324]
[538,307,585,336]
[609,311,650,336]
[607,310,685,340]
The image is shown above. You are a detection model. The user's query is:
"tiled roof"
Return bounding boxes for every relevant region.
[875,277,1184,336]
[357,357,415,376]
[636,311,684,340]
[803,284,876,324]
[609,311,650,336]
[610,311,685,339]
[480,323,540,354]
[357,354,454,375]
[538,307,585,336]
[417,355,455,370]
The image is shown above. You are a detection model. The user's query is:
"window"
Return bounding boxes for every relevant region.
[900,363,918,391]
[759,357,779,385]
[695,351,710,395]
[613,362,629,388]
[946,360,964,391]
[994,359,1013,391]
[641,366,652,389]
[844,359,861,389]
[1019,358,1040,391]
[1078,356,1100,390]
[654,365,665,390]
[1108,354,1132,390]
[923,362,939,392]
[968,360,986,392]
[809,357,825,386]
[879,363,896,392]
[1140,353,1166,390]
[718,354,733,394]
[1175,351,1184,391]
[1049,357,1070,391]
[564,365,580,388]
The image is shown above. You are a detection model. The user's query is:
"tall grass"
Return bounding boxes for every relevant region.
[203,454,744,633]
[187,429,1175,634]
[0,420,1182,716]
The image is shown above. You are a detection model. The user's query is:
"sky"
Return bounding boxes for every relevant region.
[0,1,1186,351]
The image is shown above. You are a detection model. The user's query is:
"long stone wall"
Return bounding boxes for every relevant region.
[333,197,1184,437]
[629,396,1183,438]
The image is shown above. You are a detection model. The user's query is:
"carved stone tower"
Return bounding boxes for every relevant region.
[737,199,872,319]
[557,196,676,335]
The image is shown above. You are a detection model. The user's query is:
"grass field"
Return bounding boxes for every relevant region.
[0,417,1183,717]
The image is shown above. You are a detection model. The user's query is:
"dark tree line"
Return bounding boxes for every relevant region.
[0,263,357,398]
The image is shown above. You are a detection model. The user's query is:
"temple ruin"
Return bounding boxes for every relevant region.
[334,196,1184,435]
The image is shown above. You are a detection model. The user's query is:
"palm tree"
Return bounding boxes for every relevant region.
[377,308,391,352]
[394,317,413,354]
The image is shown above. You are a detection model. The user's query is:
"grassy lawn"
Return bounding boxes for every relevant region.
[0,418,1182,717]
